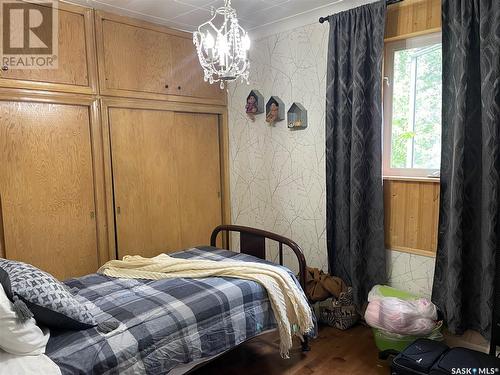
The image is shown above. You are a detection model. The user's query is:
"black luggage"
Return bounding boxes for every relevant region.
[392,338,500,375]
[391,339,449,375]
[430,347,500,374]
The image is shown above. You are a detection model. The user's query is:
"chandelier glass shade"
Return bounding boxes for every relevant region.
[193,0,250,89]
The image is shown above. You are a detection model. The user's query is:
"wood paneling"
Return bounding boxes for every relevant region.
[108,107,223,258]
[385,0,441,42]
[95,11,226,105]
[0,98,100,279]
[384,179,439,256]
[0,2,98,94]
[174,112,222,248]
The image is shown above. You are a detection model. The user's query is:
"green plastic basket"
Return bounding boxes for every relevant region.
[374,285,418,300]
[373,325,444,352]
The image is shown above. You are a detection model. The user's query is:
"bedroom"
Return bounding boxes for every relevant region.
[0,0,498,374]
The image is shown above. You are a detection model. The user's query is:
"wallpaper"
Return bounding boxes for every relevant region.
[227,22,436,297]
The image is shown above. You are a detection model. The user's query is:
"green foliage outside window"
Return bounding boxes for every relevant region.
[391,44,442,170]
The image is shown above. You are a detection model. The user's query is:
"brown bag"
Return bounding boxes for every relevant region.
[305,267,347,302]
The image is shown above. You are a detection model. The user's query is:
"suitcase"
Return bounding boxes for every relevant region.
[392,338,500,375]
[430,347,500,374]
[392,339,449,375]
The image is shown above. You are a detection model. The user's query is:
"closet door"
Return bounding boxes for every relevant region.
[173,113,222,248]
[108,108,222,258]
[109,108,182,258]
[0,100,99,279]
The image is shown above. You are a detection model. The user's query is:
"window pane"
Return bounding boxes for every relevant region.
[390,43,442,170]
[391,49,412,168]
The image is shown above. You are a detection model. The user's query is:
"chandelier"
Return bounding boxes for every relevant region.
[193,0,250,89]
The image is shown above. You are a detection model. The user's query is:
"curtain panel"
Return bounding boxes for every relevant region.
[432,0,500,337]
[325,0,387,308]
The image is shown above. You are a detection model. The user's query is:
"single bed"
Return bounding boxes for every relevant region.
[44,225,311,375]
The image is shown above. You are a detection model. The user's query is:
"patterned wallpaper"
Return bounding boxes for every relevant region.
[227,22,436,298]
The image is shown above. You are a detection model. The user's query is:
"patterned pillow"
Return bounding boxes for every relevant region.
[0,258,96,330]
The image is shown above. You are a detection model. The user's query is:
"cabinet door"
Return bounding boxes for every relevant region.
[170,37,226,100]
[0,2,97,94]
[0,100,99,279]
[96,12,226,105]
[108,108,222,258]
[100,19,175,97]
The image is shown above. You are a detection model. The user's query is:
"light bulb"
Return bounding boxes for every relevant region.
[242,33,251,50]
[204,31,215,49]
[218,34,228,53]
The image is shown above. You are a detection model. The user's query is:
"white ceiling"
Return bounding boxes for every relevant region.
[68,0,371,38]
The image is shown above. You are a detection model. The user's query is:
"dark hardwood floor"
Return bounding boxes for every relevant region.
[193,325,390,374]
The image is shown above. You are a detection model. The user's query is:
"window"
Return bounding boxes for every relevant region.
[383,33,442,177]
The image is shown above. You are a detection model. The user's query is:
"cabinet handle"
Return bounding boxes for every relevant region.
[90,211,95,219]
[165,84,169,89]
[177,86,181,90]
[1,65,8,71]
[116,206,121,215]
[0,194,6,257]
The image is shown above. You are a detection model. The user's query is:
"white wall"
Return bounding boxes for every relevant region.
[228,23,329,271]
[228,16,436,298]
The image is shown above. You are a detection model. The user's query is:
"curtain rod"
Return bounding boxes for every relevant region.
[318,0,402,23]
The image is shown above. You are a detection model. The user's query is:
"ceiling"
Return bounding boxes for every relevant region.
[68,0,356,38]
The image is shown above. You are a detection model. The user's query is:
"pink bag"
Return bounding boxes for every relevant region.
[364,295,437,335]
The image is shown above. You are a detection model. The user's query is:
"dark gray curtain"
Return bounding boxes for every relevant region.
[432,0,500,338]
[325,0,387,308]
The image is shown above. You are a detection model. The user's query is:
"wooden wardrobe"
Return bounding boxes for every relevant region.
[0,2,229,279]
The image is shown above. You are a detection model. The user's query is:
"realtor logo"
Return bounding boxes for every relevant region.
[0,0,58,69]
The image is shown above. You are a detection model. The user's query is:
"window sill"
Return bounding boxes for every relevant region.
[383,175,440,183]
[388,245,436,258]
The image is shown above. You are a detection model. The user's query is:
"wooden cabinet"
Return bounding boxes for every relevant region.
[0,94,106,279]
[95,11,226,105]
[106,104,223,258]
[0,3,230,276]
[0,2,97,94]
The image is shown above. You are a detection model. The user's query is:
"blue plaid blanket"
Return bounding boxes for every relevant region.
[46,247,305,374]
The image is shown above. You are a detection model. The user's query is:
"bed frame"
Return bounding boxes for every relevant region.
[210,224,310,352]
[211,225,308,290]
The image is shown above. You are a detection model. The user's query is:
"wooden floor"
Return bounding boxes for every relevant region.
[194,325,390,374]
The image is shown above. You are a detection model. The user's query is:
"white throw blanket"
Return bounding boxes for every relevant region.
[98,254,313,358]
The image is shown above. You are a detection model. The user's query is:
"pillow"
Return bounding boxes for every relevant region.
[0,284,49,355]
[0,258,96,330]
[0,350,61,375]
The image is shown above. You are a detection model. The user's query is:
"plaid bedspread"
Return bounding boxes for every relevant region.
[46,247,305,374]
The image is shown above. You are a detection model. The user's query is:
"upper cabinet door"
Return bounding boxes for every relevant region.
[0,2,98,94]
[95,11,226,105]
[170,36,227,101]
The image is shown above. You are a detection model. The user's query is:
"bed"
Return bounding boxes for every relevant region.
[43,225,311,374]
